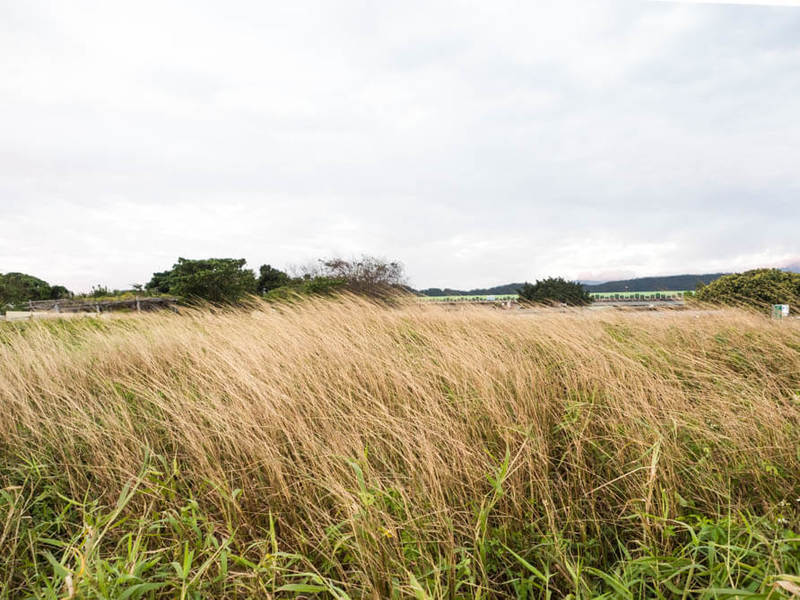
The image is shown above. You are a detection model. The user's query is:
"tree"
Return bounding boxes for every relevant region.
[49,285,72,300]
[146,270,173,294]
[257,264,290,294]
[90,285,112,298]
[0,272,72,307]
[517,277,593,306]
[146,258,257,304]
[695,268,800,309]
[304,255,406,297]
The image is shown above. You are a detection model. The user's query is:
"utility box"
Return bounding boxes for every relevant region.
[772,304,790,319]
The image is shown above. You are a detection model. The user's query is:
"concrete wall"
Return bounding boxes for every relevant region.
[2,311,101,322]
[3,311,33,321]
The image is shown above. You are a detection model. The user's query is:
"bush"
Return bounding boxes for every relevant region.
[264,276,347,301]
[518,277,593,306]
[303,256,406,297]
[146,258,257,304]
[256,264,291,294]
[696,268,800,309]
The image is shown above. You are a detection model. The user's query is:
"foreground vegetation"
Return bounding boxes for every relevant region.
[1,299,799,598]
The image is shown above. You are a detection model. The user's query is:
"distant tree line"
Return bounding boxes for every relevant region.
[4,263,797,312]
[0,255,408,311]
[144,255,407,304]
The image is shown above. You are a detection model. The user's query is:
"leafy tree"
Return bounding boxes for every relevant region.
[695,268,800,309]
[146,258,257,304]
[517,277,593,306]
[90,285,112,298]
[0,272,72,307]
[48,285,72,300]
[257,264,291,294]
[146,270,173,294]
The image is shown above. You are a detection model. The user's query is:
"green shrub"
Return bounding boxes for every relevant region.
[146,258,257,304]
[696,268,800,309]
[518,277,592,306]
[264,276,347,301]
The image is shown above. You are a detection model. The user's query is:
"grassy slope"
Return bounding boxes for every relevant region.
[1,299,799,599]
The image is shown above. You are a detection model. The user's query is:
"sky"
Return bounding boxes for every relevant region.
[1,1,799,292]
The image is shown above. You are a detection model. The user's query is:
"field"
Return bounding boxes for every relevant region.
[1,298,799,599]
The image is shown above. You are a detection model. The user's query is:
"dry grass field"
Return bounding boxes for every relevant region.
[1,297,799,599]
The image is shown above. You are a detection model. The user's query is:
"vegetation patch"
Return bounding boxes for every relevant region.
[696,269,800,310]
[1,299,799,598]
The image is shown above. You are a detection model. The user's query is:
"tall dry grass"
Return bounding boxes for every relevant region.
[1,297,799,597]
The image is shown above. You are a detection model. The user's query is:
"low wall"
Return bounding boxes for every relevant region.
[2,311,102,322]
[3,311,33,321]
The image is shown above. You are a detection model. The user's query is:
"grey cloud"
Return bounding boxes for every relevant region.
[0,0,798,292]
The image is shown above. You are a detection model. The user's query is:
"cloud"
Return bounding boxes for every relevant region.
[0,0,798,291]
[653,1,800,6]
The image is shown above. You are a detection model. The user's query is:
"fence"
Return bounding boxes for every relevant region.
[2,297,178,321]
[26,296,177,313]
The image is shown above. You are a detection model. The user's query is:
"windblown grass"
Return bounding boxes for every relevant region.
[1,298,799,598]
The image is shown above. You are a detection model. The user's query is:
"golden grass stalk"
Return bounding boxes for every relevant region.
[1,297,798,594]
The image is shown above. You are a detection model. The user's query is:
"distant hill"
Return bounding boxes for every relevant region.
[419,283,526,297]
[418,273,728,296]
[577,280,608,286]
[584,273,727,293]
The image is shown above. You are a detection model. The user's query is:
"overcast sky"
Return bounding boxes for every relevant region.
[1,0,798,292]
